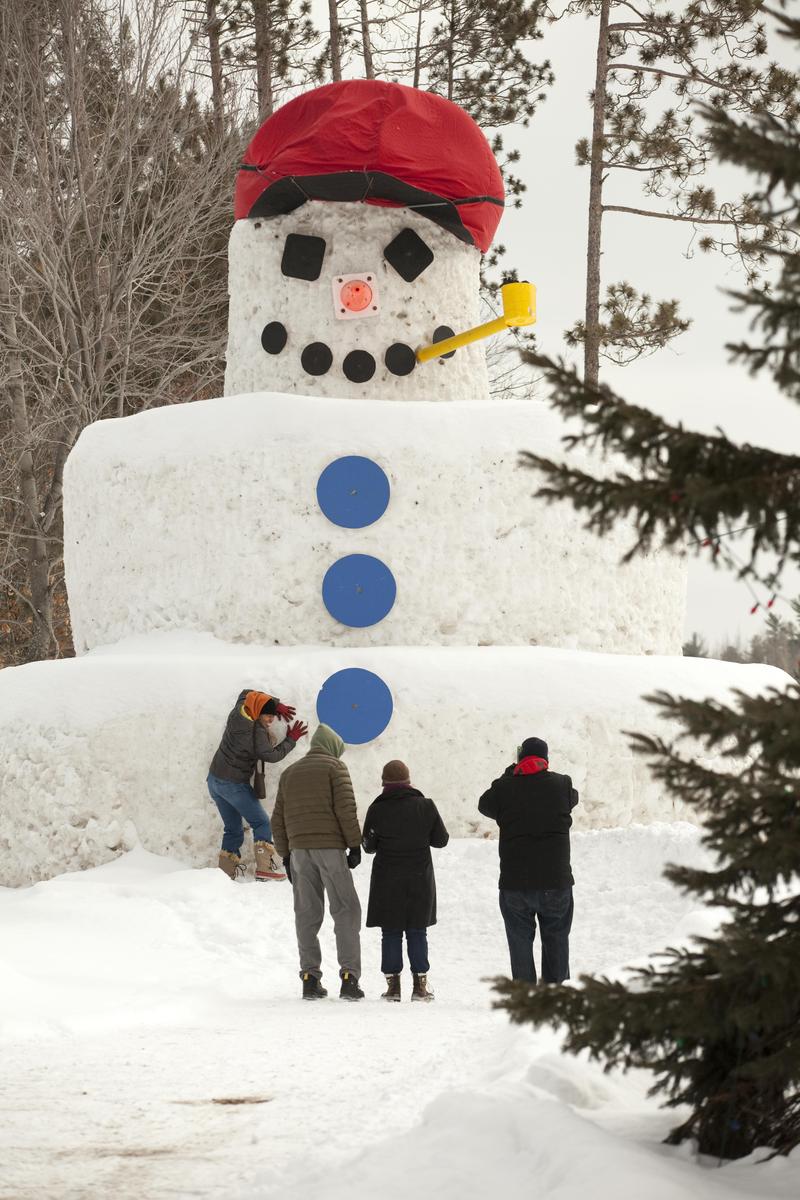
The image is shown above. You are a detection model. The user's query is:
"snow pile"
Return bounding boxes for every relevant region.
[225,204,489,402]
[0,632,789,886]
[63,392,686,655]
[2,831,798,1200]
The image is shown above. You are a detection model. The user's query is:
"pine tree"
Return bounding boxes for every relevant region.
[494,6,800,1161]
[567,0,800,385]
[494,682,800,1157]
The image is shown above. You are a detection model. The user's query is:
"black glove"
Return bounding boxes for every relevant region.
[283,854,292,883]
[346,847,361,870]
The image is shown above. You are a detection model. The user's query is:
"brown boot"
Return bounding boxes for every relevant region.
[412,973,434,1002]
[254,840,287,882]
[382,973,401,1002]
[218,850,245,880]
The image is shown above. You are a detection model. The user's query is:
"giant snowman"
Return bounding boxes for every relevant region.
[0,81,786,886]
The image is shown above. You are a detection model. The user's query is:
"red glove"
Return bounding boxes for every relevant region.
[275,702,296,721]
[287,720,308,742]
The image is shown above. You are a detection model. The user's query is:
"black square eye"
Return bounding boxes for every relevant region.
[281,233,327,281]
[384,228,434,282]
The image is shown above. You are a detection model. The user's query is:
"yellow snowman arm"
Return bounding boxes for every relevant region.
[416,281,536,364]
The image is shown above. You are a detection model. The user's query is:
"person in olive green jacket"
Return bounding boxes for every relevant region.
[272,724,364,1002]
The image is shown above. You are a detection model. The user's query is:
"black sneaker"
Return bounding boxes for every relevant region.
[302,972,328,1000]
[339,972,364,1001]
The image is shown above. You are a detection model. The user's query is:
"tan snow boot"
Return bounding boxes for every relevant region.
[382,973,402,1002]
[254,840,287,882]
[411,973,434,1002]
[218,850,245,880]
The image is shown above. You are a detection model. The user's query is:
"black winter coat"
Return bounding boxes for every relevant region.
[208,690,296,784]
[478,767,579,890]
[362,787,449,929]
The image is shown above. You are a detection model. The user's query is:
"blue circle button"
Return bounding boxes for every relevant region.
[317,668,394,744]
[322,554,396,628]
[316,456,390,529]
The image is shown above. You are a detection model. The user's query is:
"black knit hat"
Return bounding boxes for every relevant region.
[519,737,548,761]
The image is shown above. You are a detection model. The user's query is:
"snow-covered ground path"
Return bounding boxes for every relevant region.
[2,826,798,1200]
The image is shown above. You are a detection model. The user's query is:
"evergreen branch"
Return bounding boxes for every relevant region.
[519,356,800,568]
[604,204,757,226]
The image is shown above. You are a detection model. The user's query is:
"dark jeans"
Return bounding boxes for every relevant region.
[381,928,429,974]
[207,772,273,854]
[499,887,573,984]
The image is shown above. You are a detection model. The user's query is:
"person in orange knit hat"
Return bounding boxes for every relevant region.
[208,689,307,880]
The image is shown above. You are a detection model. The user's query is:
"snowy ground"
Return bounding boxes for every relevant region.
[2,827,798,1200]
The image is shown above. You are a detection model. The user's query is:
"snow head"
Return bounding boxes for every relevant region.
[224,80,505,402]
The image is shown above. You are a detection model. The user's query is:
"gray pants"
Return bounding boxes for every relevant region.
[291,848,362,980]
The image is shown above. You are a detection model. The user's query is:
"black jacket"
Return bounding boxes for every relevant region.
[209,690,296,783]
[362,787,449,929]
[478,766,578,890]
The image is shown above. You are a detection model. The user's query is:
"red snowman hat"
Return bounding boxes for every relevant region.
[234,80,504,254]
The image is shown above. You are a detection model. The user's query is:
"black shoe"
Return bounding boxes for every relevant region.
[302,972,328,1000]
[339,972,364,1001]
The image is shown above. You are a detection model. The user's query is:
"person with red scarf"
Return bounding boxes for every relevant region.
[478,737,578,984]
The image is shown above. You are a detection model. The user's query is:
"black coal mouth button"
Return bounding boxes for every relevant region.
[261,321,288,355]
[433,326,457,360]
[301,342,334,376]
[384,343,416,377]
[343,350,376,384]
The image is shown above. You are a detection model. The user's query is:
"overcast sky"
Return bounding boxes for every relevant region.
[491,10,800,646]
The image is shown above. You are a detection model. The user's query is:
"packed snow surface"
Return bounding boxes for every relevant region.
[2,828,798,1200]
[225,204,489,402]
[64,391,686,655]
[0,631,790,886]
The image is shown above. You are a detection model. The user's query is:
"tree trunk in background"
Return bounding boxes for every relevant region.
[412,2,423,88]
[584,0,610,388]
[328,0,342,81]
[253,0,275,118]
[445,0,455,101]
[359,0,374,78]
[2,276,56,660]
[205,0,225,134]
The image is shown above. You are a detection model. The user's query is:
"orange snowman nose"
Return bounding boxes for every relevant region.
[333,272,380,320]
[340,279,372,312]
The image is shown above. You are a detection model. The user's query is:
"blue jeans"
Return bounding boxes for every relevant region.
[381,929,429,974]
[499,887,573,984]
[207,773,273,855]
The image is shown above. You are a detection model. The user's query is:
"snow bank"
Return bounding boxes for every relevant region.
[63,392,686,655]
[0,633,788,886]
[3,833,797,1200]
[225,205,489,402]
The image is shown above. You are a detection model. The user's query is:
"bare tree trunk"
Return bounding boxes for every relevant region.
[328,0,342,81]
[359,0,374,78]
[584,0,610,388]
[1,275,55,660]
[253,0,275,118]
[205,0,225,135]
[446,0,455,101]
[412,2,423,88]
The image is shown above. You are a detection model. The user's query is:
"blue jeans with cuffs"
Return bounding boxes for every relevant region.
[207,772,273,854]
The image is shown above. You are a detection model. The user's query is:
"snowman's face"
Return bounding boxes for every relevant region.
[224,203,489,403]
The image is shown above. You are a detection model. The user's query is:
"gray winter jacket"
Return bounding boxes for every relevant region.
[209,689,296,783]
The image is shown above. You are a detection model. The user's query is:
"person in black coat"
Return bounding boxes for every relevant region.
[478,736,578,985]
[362,759,449,1003]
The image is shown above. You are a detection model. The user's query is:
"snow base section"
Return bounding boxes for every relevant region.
[0,635,787,887]
[63,392,687,656]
